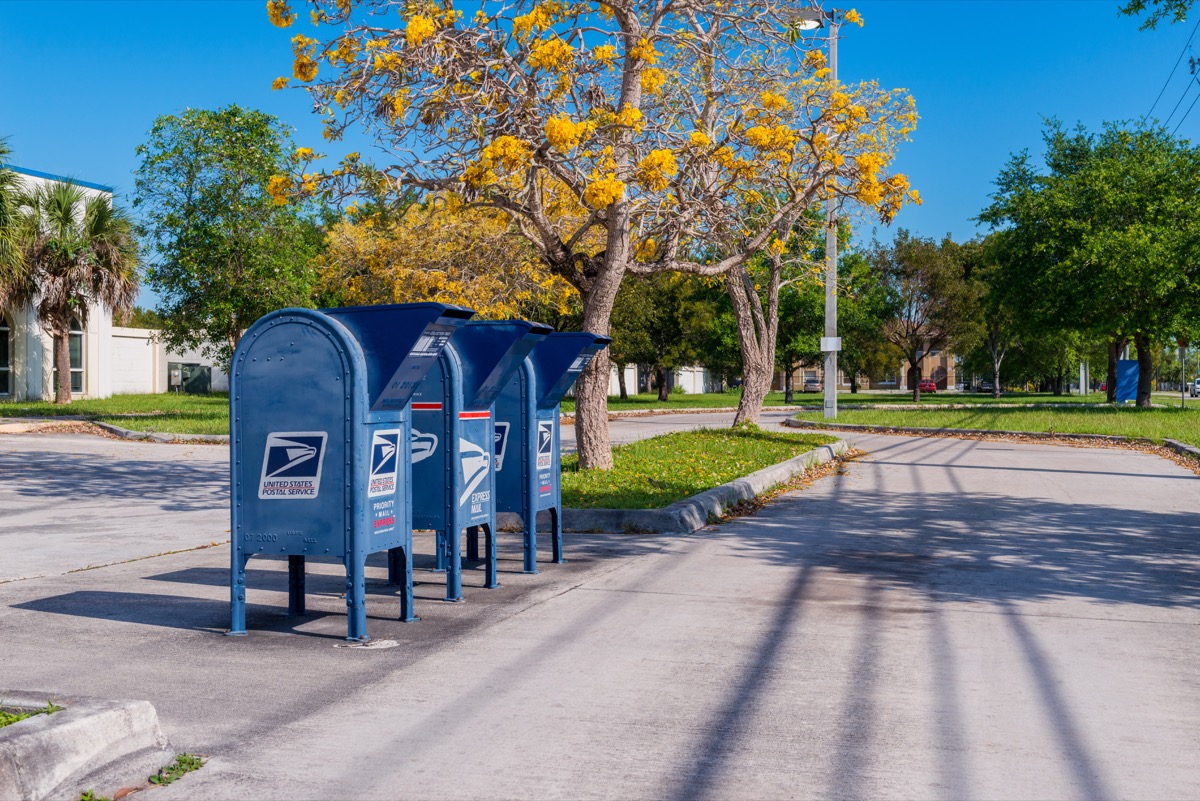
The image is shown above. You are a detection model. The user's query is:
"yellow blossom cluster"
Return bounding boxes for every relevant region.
[616,106,644,130]
[583,173,625,209]
[688,131,712,148]
[463,136,533,186]
[745,124,796,153]
[591,44,618,68]
[272,76,289,90]
[292,34,319,82]
[545,115,593,152]
[295,147,315,160]
[634,149,678,192]
[634,237,658,262]
[628,38,660,65]
[267,174,293,205]
[641,68,666,95]
[406,15,436,47]
[844,8,864,27]
[267,0,295,28]
[513,2,564,40]
[331,35,359,65]
[759,91,790,112]
[528,37,575,72]
[390,88,410,120]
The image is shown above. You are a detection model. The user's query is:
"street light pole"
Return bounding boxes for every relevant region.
[821,16,841,420]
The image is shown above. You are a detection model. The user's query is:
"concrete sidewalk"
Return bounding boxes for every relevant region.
[1,432,1197,799]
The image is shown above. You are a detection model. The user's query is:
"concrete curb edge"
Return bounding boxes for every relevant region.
[558,439,849,535]
[92,420,230,445]
[0,693,175,801]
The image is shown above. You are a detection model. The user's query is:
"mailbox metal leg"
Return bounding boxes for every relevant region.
[288,555,306,616]
[466,526,480,562]
[387,546,403,584]
[434,530,448,572]
[551,507,565,564]
[522,505,538,574]
[345,560,370,642]
[445,527,463,602]
[228,553,250,636]
[484,524,499,589]
[396,545,418,622]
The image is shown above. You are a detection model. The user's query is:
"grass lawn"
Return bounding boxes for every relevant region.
[561,427,838,509]
[793,405,1200,448]
[560,390,1111,413]
[0,393,230,436]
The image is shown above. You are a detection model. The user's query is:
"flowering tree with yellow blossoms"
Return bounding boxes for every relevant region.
[266,0,918,469]
[317,194,579,316]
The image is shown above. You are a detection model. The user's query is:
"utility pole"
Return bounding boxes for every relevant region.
[821,15,841,420]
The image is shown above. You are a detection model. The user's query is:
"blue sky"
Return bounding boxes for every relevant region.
[0,0,1192,304]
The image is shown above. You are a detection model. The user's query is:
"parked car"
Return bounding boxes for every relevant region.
[918,379,937,393]
[802,378,822,392]
[1099,381,1107,392]
[1191,378,1200,397]
[976,380,994,393]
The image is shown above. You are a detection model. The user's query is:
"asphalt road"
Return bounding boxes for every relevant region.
[1,426,1197,799]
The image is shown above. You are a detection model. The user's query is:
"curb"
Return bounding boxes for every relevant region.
[550,439,849,536]
[782,418,1158,446]
[92,420,229,445]
[0,693,175,801]
[1164,438,1200,461]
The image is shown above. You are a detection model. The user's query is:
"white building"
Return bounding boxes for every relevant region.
[1,167,226,401]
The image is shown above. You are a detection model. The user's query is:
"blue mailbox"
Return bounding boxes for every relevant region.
[410,320,552,602]
[493,332,610,572]
[229,303,472,641]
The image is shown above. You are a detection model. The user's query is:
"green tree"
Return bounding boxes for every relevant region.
[980,121,1200,407]
[0,181,138,403]
[610,273,707,401]
[835,251,896,393]
[134,105,324,368]
[1120,0,1192,27]
[869,230,982,402]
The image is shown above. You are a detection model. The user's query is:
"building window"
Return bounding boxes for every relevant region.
[52,318,84,394]
[0,314,10,396]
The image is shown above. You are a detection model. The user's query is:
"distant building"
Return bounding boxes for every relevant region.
[1,166,227,401]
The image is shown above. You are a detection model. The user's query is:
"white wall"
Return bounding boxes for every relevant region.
[110,327,167,395]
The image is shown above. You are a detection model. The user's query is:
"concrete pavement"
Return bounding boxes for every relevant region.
[0,410,796,582]
[1,429,1197,799]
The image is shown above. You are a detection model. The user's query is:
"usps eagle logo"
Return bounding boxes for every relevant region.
[258,432,327,499]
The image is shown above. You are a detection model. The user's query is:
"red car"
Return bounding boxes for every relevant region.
[918,379,937,393]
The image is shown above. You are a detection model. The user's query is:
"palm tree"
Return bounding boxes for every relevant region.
[1,180,139,403]
[0,138,22,282]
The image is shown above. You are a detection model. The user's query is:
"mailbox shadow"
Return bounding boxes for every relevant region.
[11,590,358,639]
[0,448,227,513]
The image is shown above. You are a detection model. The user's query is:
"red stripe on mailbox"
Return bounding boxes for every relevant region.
[458,411,490,420]
[412,403,443,410]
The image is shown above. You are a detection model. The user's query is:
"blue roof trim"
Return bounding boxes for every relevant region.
[6,165,114,194]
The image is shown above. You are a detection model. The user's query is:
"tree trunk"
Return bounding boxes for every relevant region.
[1106,335,1126,403]
[726,260,780,427]
[54,330,72,405]
[655,366,670,402]
[784,364,794,404]
[572,264,626,471]
[908,359,921,402]
[617,365,628,400]
[1134,333,1154,408]
[992,360,1002,400]
[849,370,859,393]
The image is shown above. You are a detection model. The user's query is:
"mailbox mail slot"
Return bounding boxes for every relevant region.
[229,303,471,641]
[410,320,551,602]
[493,332,610,572]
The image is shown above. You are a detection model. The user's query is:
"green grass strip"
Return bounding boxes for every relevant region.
[792,406,1200,448]
[560,427,838,509]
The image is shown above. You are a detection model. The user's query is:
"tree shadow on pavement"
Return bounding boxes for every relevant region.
[0,448,227,513]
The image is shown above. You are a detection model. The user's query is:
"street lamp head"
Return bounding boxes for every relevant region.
[795,8,829,30]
